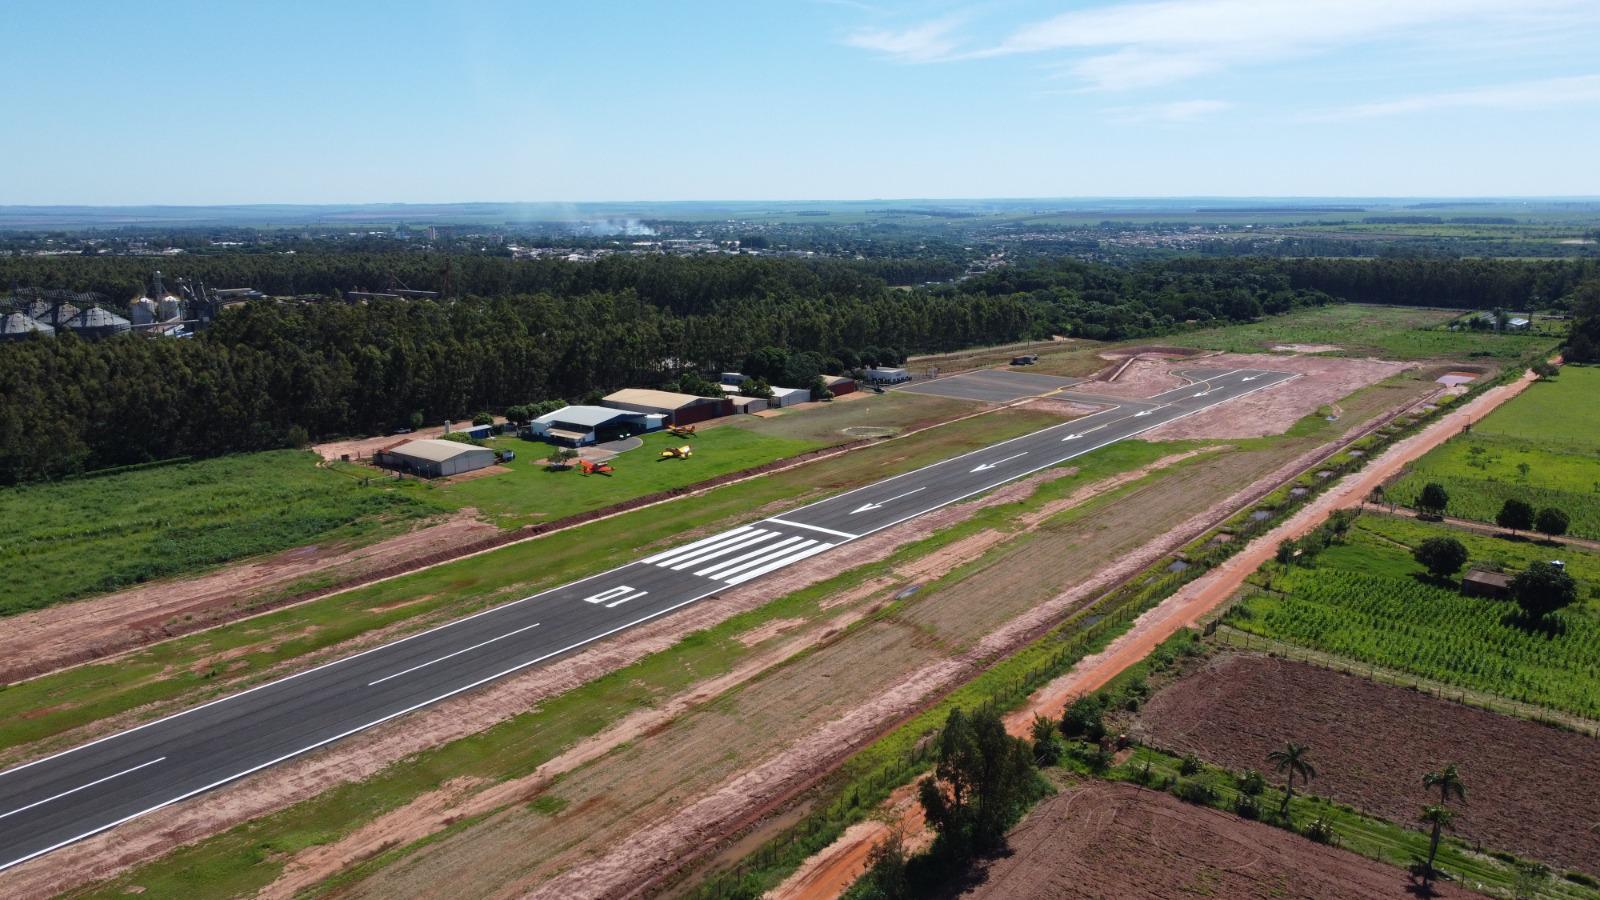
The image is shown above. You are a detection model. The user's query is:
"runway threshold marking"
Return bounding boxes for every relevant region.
[0,757,166,822]
[368,621,542,686]
[764,518,858,540]
[849,486,927,515]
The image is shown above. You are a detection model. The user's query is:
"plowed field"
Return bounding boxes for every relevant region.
[1137,653,1600,873]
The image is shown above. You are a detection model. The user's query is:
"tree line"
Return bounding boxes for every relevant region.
[3,254,1591,485]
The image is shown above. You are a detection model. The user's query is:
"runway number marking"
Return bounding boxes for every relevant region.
[583,585,648,608]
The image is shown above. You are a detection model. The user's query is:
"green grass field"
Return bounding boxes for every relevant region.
[1391,367,1600,538]
[423,428,820,529]
[1169,303,1561,361]
[0,451,444,617]
[1226,515,1600,718]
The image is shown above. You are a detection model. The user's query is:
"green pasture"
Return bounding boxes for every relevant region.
[1171,303,1560,361]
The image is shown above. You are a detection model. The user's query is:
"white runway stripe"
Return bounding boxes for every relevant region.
[696,536,808,580]
[666,530,778,571]
[642,526,755,566]
[725,541,834,585]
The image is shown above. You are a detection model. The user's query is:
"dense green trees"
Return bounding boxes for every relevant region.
[1413,537,1469,580]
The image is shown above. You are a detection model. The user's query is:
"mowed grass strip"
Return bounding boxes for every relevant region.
[421,427,821,529]
[0,407,1068,757]
[1391,367,1600,538]
[1226,515,1600,718]
[1169,302,1559,360]
[59,438,1204,900]
[0,451,446,618]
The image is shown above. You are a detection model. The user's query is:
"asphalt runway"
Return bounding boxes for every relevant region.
[898,368,1086,403]
[0,366,1296,874]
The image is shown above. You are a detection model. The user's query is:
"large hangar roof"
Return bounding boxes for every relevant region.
[391,438,490,463]
[535,405,637,428]
[603,388,711,410]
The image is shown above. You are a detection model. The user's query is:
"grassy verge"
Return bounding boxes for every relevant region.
[0,408,1067,758]
[0,450,445,617]
[63,438,1209,899]
[1167,303,1561,361]
[407,427,821,529]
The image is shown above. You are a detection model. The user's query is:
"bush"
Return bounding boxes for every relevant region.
[1236,769,1266,796]
[1303,817,1338,845]
[1061,693,1107,742]
[1565,871,1599,888]
[1536,507,1570,538]
[1173,780,1217,806]
[1178,753,1203,776]
[471,411,494,426]
[1234,793,1262,819]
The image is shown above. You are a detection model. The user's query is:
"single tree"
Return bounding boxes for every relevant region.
[1532,360,1559,380]
[1417,804,1456,894]
[1510,561,1579,623]
[1366,485,1386,509]
[1413,536,1469,580]
[1266,742,1316,822]
[1535,507,1570,540]
[1422,764,1466,806]
[918,707,1040,856]
[1418,483,1450,518]
[1516,461,1532,481]
[1496,498,1535,535]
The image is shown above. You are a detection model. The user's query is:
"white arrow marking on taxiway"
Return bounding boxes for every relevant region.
[971,452,1028,473]
[1242,375,1260,381]
[850,486,927,515]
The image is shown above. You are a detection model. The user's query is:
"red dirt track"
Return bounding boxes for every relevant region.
[1138,653,1600,873]
[958,782,1470,899]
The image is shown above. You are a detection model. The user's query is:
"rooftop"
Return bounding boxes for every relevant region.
[535,405,638,428]
[603,388,715,410]
[391,438,492,463]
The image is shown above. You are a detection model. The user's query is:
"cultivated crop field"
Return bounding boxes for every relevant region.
[1169,302,1559,360]
[0,451,442,617]
[1391,367,1600,538]
[1224,514,1600,717]
[1138,653,1600,876]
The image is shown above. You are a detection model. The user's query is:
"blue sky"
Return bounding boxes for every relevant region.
[7,0,1600,203]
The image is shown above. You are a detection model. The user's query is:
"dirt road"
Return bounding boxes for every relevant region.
[770,368,1536,900]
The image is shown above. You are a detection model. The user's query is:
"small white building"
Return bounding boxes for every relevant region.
[730,395,768,414]
[769,386,811,408]
[865,366,911,384]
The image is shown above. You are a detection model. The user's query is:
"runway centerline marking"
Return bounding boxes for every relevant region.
[0,757,166,822]
[764,518,858,540]
[368,621,541,686]
[972,451,1028,473]
[850,486,926,515]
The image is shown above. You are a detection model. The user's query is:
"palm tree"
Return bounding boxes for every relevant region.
[1423,764,1466,806]
[1418,804,1456,894]
[1266,742,1316,822]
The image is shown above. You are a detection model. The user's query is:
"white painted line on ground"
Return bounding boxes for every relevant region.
[665,530,777,571]
[849,486,927,515]
[972,451,1028,473]
[725,541,835,586]
[641,526,755,565]
[764,518,858,540]
[605,590,647,609]
[368,621,541,686]
[0,757,166,822]
[0,590,733,874]
[697,537,809,580]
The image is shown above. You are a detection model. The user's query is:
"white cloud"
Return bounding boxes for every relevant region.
[844,16,965,63]
[1306,73,1600,120]
[1110,98,1232,123]
[846,0,1598,91]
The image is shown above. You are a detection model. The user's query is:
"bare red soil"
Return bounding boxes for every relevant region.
[1137,653,1600,874]
[959,782,1468,899]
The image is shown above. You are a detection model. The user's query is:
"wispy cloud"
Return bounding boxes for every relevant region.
[1110,98,1232,123]
[1305,73,1600,120]
[844,15,966,63]
[846,0,1598,91]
